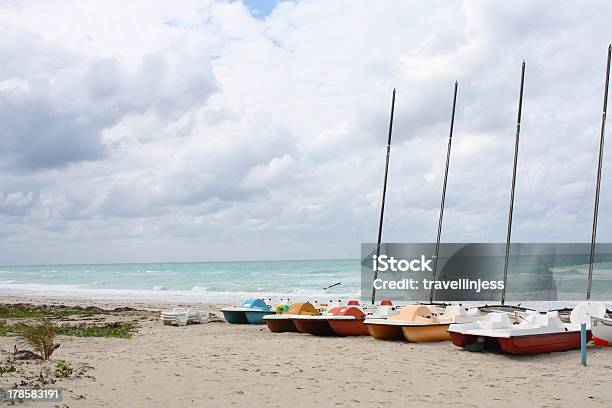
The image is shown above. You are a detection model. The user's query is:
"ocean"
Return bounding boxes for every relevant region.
[0,259,361,304]
[0,257,611,305]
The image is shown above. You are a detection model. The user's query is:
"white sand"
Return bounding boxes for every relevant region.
[0,296,611,407]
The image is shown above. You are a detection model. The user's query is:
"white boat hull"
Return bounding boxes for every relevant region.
[591,316,612,346]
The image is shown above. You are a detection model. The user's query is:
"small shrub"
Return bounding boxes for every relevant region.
[18,318,60,360]
[55,362,72,378]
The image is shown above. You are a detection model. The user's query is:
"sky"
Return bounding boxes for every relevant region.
[0,0,611,265]
[243,0,280,19]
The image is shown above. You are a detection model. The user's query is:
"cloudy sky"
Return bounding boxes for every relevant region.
[0,0,611,265]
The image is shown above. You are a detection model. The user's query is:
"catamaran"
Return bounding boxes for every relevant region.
[450,48,611,354]
[400,81,486,342]
[589,44,612,348]
[365,82,485,341]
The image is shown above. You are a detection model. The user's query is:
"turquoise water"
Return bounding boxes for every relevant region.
[0,256,611,304]
[0,259,361,303]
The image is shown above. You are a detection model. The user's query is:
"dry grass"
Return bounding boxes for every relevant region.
[18,318,60,360]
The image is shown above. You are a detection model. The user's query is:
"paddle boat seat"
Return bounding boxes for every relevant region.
[389,305,433,322]
[439,305,481,324]
[518,312,565,330]
[368,304,397,318]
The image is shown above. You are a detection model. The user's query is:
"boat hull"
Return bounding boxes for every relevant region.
[498,331,590,354]
[244,310,276,325]
[222,310,249,324]
[329,319,369,336]
[591,316,612,346]
[264,302,320,333]
[265,318,298,333]
[366,324,405,340]
[450,331,590,354]
[402,324,451,342]
[449,332,477,347]
[294,319,337,336]
[593,337,610,346]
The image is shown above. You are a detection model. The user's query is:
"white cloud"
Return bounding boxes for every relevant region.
[0,0,611,264]
[241,154,296,190]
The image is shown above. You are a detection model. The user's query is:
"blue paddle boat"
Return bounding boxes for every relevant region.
[221,299,275,324]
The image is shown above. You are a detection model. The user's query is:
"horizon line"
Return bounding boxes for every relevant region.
[0,256,359,268]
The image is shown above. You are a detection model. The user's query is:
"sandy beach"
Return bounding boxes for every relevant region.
[4,1,612,407]
[0,297,609,407]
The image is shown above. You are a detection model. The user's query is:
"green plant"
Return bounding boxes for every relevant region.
[56,322,136,339]
[0,321,17,336]
[0,364,16,376]
[0,320,137,339]
[18,318,59,360]
[54,362,72,378]
[0,306,96,319]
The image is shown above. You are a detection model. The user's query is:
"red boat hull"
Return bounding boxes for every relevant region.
[593,337,610,346]
[498,331,591,354]
[449,332,477,347]
[293,319,337,336]
[328,319,369,336]
[450,331,591,354]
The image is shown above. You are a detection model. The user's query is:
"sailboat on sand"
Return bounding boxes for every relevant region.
[449,52,610,354]
[365,82,483,341]
[589,44,612,347]
[399,81,486,342]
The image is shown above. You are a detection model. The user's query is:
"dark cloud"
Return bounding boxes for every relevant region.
[0,28,218,172]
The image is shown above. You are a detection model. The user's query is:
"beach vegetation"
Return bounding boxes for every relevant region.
[56,322,136,339]
[0,364,16,376]
[0,306,96,319]
[18,318,59,360]
[0,320,137,339]
[54,362,72,378]
[0,321,15,336]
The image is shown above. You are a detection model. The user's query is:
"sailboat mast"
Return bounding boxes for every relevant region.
[430,81,459,303]
[371,89,396,305]
[501,61,526,306]
[586,44,612,301]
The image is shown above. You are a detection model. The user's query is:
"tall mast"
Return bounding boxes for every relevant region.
[586,44,612,300]
[430,81,459,303]
[501,61,526,305]
[371,89,396,305]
